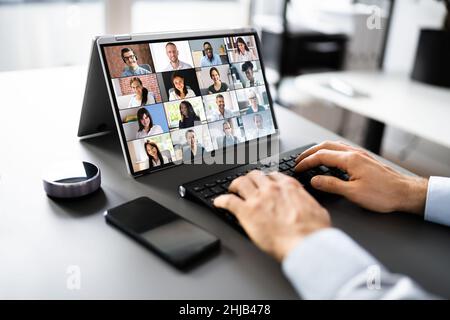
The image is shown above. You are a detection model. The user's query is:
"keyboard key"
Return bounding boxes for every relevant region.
[279,164,290,171]
[226,175,235,181]
[340,173,350,181]
[204,182,216,188]
[221,182,231,190]
[210,186,225,195]
[193,186,205,192]
[282,157,291,162]
[286,160,296,168]
[216,179,227,184]
[200,190,214,198]
[317,165,330,174]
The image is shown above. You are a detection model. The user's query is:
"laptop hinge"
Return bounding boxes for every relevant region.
[115,34,132,41]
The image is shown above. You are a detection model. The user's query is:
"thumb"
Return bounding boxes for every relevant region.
[310,175,349,196]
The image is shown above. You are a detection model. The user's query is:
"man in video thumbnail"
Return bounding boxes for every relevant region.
[121,48,152,77]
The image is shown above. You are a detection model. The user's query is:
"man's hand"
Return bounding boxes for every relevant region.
[213,170,331,261]
[295,141,428,215]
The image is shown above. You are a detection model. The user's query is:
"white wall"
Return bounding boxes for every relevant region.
[383,0,446,74]
[131,0,250,34]
[0,2,104,71]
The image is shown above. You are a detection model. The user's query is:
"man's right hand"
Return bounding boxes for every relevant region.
[294,141,428,215]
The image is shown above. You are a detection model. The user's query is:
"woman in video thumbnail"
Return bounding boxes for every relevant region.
[128,77,156,107]
[169,73,196,101]
[235,37,256,62]
[128,77,156,108]
[179,100,201,129]
[136,108,163,139]
[208,67,229,94]
[145,141,167,168]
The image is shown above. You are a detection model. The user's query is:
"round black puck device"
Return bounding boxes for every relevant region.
[42,161,101,198]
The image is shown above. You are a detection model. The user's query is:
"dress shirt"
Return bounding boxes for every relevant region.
[164,60,192,71]
[121,65,151,77]
[200,54,222,67]
[282,177,450,299]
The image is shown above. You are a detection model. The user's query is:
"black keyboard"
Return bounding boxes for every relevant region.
[178,144,349,234]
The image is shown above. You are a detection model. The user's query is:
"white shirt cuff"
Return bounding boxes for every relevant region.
[281,228,379,299]
[424,176,450,227]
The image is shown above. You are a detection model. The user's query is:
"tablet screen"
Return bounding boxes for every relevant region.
[100,32,276,175]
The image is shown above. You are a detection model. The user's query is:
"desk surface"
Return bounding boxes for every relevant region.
[1,66,450,299]
[294,71,450,149]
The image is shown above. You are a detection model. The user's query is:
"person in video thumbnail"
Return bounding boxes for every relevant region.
[179,100,201,129]
[252,113,269,138]
[208,67,229,94]
[241,61,261,88]
[136,108,163,139]
[217,120,239,148]
[183,129,205,161]
[145,141,167,169]
[245,89,265,114]
[235,37,256,62]
[200,42,222,67]
[210,94,234,121]
[164,42,193,71]
[128,77,156,108]
[169,73,196,101]
[120,48,151,77]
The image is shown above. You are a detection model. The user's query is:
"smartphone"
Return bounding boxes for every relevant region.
[104,197,220,270]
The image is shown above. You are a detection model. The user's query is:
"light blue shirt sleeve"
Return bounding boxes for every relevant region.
[424,176,450,227]
[282,228,434,299]
[200,54,222,67]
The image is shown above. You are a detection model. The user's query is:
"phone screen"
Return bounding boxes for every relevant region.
[105,197,220,269]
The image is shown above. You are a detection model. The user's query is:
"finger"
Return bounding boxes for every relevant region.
[246,170,271,188]
[310,175,350,196]
[329,141,375,159]
[295,141,353,163]
[213,194,245,217]
[228,175,258,200]
[266,171,297,184]
[265,173,322,215]
[295,149,349,173]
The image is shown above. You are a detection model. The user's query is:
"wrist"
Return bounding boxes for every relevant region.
[277,226,331,261]
[397,176,428,215]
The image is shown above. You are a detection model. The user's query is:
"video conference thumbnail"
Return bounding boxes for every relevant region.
[113,74,162,110]
[127,133,177,172]
[158,68,201,101]
[103,34,276,173]
[104,44,155,78]
[208,117,246,150]
[119,103,169,141]
[170,124,214,163]
[164,96,207,129]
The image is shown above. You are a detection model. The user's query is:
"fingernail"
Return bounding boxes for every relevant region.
[213,196,222,206]
[311,176,321,187]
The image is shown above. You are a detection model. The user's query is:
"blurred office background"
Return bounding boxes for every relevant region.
[1,0,448,177]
